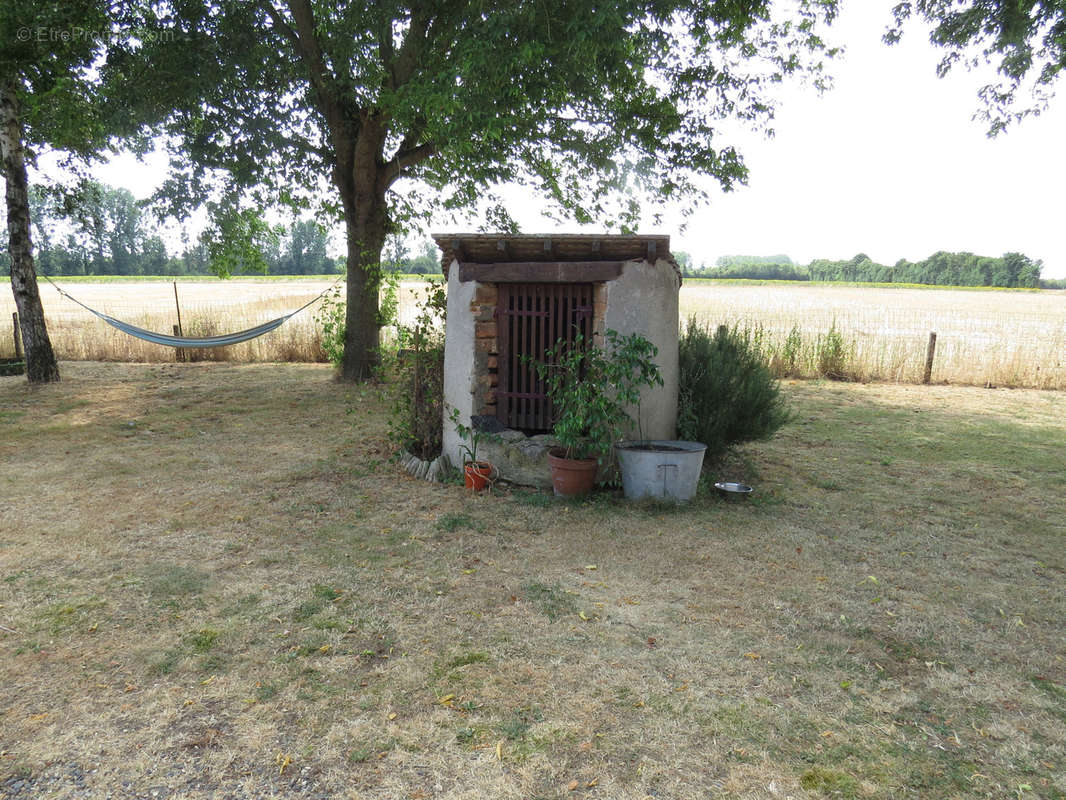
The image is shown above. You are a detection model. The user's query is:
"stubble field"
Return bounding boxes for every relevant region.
[1,277,1063,388]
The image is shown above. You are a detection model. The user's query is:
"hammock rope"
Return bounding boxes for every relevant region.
[42,275,341,349]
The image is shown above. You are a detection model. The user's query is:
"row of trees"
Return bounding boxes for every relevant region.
[6,182,444,277]
[686,251,1045,288]
[808,252,1043,287]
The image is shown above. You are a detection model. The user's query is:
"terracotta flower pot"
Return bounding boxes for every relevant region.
[464,461,493,491]
[546,447,598,497]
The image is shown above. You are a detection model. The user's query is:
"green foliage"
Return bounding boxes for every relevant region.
[314,285,346,368]
[816,322,851,380]
[531,330,663,461]
[315,272,399,369]
[683,250,1047,288]
[202,204,279,278]
[377,270,400,329]
[886,1,1066,135]
[448,406,501,466]
[799,766,860,798]
[435,512,478,533]
[698,261,810,281]
[0,0,113,157]
[677,320,791,463]
[808,251,1043,288]
[116,0,842,376]
[386,280,446,460]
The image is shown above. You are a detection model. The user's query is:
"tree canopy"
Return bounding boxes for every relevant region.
[115,0,841,378]
[887,0,1066,134]
[1,0,122,382]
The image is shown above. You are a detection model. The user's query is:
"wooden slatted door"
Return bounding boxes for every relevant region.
[496,283,593,432]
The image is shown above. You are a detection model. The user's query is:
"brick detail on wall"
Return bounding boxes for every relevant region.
[471,283,499,416]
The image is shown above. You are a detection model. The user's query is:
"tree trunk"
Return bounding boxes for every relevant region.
[337,121,388,382]
[0,79,59,384]
[340,211,386,381]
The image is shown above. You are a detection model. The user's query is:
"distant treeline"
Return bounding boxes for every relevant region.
[684,252,1048,288]
[2,181,441,277]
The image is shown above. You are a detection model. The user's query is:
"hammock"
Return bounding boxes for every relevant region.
[44,275,338,349]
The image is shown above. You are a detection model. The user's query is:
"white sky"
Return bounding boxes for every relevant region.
[92,0,1066,278]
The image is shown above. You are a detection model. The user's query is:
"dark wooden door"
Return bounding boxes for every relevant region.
[496,283,593,432]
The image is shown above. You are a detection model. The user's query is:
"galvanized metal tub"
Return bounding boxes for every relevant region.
[616,440,707,502]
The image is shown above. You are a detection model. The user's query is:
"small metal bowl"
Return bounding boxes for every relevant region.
[714,481,753,501]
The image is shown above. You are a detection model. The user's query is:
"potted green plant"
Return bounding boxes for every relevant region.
[532,329,663,497]
[449,407,497,491]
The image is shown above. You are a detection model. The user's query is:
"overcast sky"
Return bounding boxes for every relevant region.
[93,0,1066,278]
[666,1,1066,277]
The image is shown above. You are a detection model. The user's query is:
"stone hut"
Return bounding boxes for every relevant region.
[434,233,681,488]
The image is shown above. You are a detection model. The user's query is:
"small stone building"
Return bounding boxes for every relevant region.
[435,233,681,488]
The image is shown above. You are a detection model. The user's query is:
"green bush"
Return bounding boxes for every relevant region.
[386,280,446,460]
[677,320,791,462]
[816,321,850,380]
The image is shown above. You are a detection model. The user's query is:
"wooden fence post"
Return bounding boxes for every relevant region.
[12,312,22,360]
[173,282,185,363]
[173,325,185,363]
[922,331,937,384]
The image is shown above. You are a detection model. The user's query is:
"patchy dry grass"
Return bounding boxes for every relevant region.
[1,364,1064,799]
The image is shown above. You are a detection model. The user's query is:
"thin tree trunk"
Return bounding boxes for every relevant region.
[0,78,59,383]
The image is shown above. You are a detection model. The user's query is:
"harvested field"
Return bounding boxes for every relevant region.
[2,278,1063,388]
[1,363,1064,799]
[681,282,1066,389]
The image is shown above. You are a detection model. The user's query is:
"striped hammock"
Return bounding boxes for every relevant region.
[45,276,337,349]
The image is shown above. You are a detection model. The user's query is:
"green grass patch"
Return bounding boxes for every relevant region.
[435,512,480,532]
[523,581,577,621]
[142,564,209,601]
[799,766,861,797]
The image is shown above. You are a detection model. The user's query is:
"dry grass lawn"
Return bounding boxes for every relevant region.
[1,363,1064,799]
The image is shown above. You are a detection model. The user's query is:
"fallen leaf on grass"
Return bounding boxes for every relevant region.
[744,652,761,660]
[275,753,292,774]
[567,780,579,791]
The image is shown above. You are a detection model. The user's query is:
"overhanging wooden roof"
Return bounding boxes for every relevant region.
[432,233,677,283]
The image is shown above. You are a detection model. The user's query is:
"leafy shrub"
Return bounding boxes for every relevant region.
[816,322,850,380]
[314,284,346,368]
[530,330,662,461]
[677,320,790,462]
[315,272,400,369]
[772,325,805,377]
[386,280,446,460]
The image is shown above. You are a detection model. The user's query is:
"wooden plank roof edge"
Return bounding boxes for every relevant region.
[432,232,680,284]
[430,232,671,244]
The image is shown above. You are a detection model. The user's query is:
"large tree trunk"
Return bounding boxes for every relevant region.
[337,120,388,382]
[0,79,59,384]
